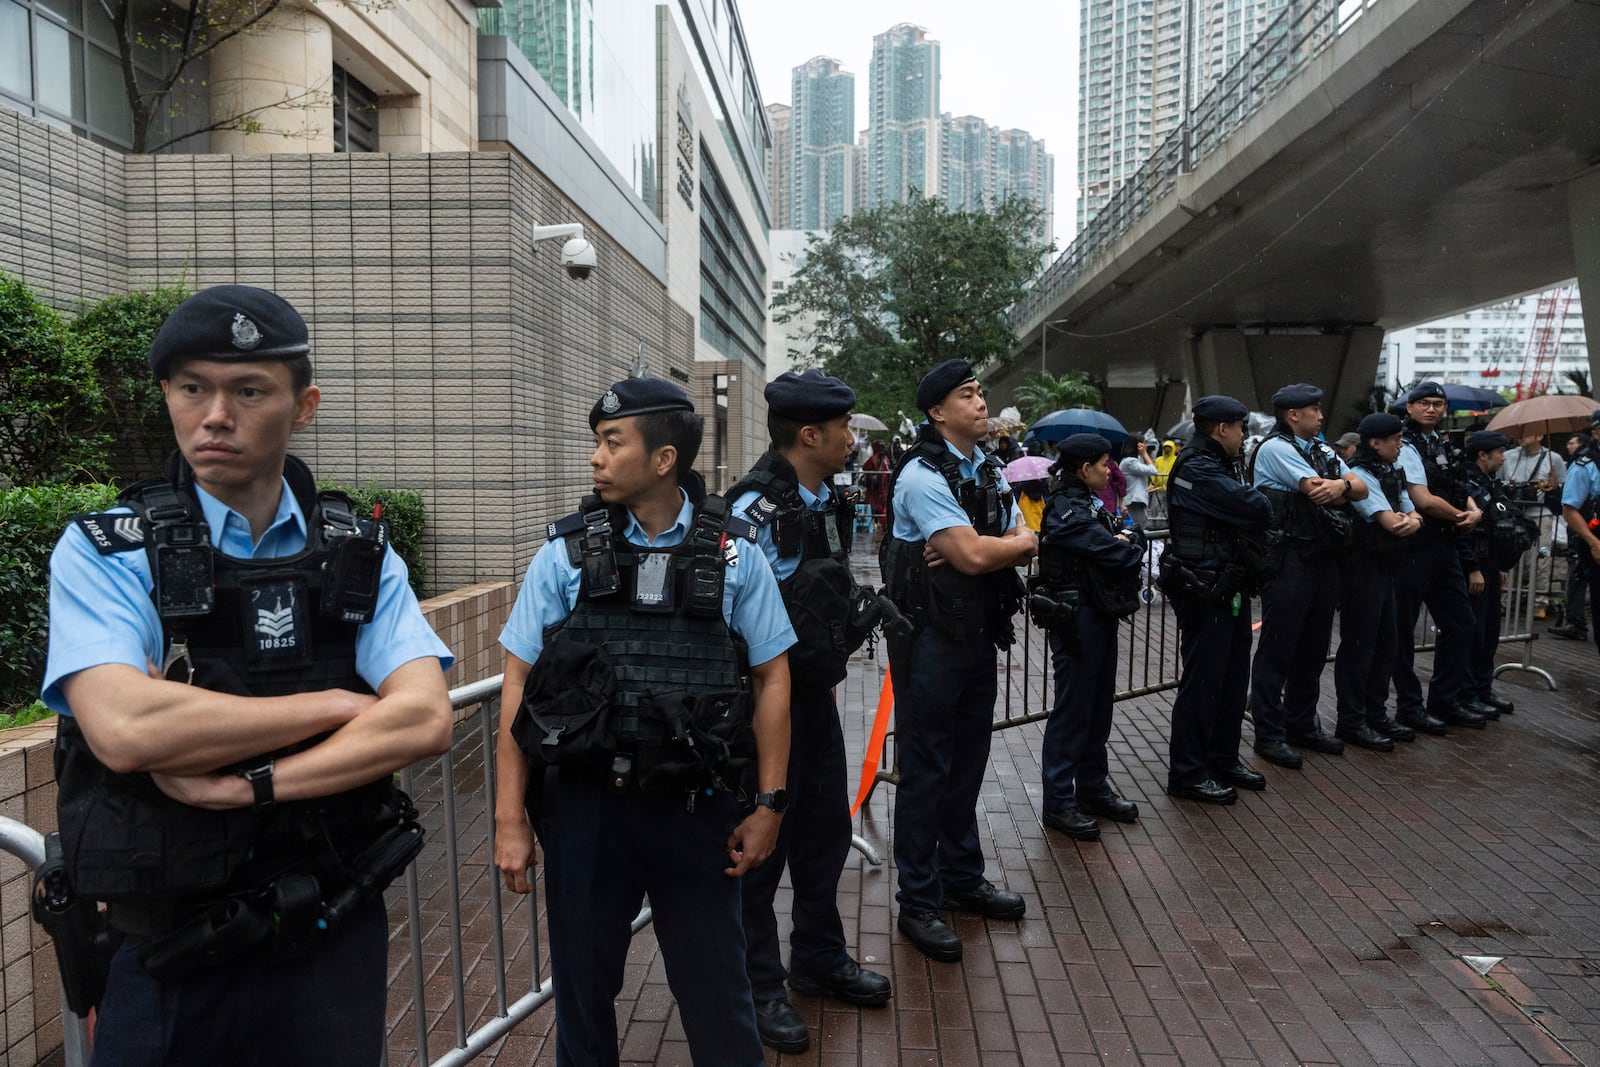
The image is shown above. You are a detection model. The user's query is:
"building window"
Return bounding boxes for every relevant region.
[699,146,766,369]
[1,0,140,149]
[332,64,378,153]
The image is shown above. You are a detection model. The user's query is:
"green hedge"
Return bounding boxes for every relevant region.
[320,483,430,598]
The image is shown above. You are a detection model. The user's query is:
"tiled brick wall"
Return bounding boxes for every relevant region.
[0,722,64,1067]
[421,581,515,690]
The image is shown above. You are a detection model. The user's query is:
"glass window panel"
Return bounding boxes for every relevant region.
[84,0,115,47]
[0,3,30,98]
[35,20,85,121]
[37,0,81,27]
[87,44,131,145]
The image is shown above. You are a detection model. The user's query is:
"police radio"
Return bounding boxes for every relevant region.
[321,517,386,624]
[153,521,215,619]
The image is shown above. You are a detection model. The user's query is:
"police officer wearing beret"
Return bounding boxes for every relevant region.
[40,285,455,1064]
[1459,431,1525,716]
[1392,382,1486,733]
[880,359,1037,961]
[1247,383,1368,766]
[493,378,796,1066]
[1032,434,1146,841]
[726,370,891,1053]
[1333,413,1423,751]
[1160,396,1274,803]
[1559,409,1600,654]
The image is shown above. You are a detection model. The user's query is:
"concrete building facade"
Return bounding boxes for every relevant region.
[765,101,793,229]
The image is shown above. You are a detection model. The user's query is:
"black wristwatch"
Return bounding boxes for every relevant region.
[753,788,789,814]
[239,759,275,810]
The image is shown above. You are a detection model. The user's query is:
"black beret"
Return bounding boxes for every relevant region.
[1057,433,1113,466]
[148,285,310,379]
[1192,394,1248,422]
[765,369,856,422]
[1466,430,1509,455]
[1270,383,1324,409]
[1589,407,1600,429]
[915,359,977,412]
[1356,412,1404,440]
[589,378,695,429]
[1407,381,1447,403]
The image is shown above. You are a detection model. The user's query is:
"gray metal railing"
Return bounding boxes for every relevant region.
[1013,0,1382,332]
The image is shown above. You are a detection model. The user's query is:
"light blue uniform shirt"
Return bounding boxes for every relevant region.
[730,480,833,582]
[1250,434,1350,492]
[1398,438,1432,488]
[42,478,453,714]
[1562,455,1600,510]
[500,490,796,668]
[891,440,1023,541]
[1351,479,1414,521]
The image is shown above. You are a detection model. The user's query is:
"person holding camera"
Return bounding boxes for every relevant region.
[726,371,892,1053]
[1160,396,1274,804]
[880,359,1037,962]
[1033,434,1146,841]
[1247,384,1368,767]
[39,286,455,1065]
[493,378,795,1067]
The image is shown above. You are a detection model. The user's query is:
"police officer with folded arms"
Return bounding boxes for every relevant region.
[1333,413,1422,751]
[1247,383,1368,767]
[727,370,892,1054]
[1460,431,1533,716]
[1392,381,1485,733]
[492,379,794,1067]
[39,286,455,1065]
[1031,433,1146,841]
[1160,396,1274,804]
[880,359,1037,962]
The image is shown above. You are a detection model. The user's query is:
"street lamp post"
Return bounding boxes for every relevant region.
[1040,318,1070,374]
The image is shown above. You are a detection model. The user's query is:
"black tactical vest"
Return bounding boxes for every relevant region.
[1403,421,1466,534]
[1037,486,1142,617]
[1167,444,1245,570]
[879,432,1022,645]
[55,454,406,903]
[728,451,861,689]
[1247,429,1353,548]
[1349,452,1407,555]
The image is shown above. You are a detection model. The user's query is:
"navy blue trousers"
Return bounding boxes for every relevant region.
[891,627,998,914]
[1167,589,1253,787]
[1334,553,1399,732]
[740,682,851,1003]
[1391,536,1474,714]
[92,896,387,1067]
[1250,547,1339,742]
[1041,604,1120,815]
[1465,567,1504,700]
[541,771,763,1067]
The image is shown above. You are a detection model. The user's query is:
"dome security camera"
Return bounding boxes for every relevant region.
[561,237,597,280]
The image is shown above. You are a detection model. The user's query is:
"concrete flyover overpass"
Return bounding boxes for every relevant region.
[997,0,1600,436]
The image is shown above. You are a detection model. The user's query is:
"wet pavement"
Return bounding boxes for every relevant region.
[387,609,1600,1067]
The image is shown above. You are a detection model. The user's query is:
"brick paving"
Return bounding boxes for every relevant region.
[387,607,1600,1066]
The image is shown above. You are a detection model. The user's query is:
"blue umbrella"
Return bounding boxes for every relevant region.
[1389,383,1508,413]
[1027,408,1129,444]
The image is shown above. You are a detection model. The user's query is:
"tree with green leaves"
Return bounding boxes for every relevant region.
[0,274,108,485]
[72,285,191,481]
[1011,370,1103,423]
[773,196,1051,426]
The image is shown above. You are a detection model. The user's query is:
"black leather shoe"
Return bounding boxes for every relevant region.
[1461,699,1501,721]
[1077,792,1139,823]
[755,997,810,1054]
[1215,762,1266,791]
[1043,808,1101,841]
[789,959,891,1007]
[1253,741,1303,768]
[1166,779,1238,805]
[1286,729,1345,755]
[1434,704,1487,729]
[897,910,962,962]
[1334,724,1395,752]
[1396,709,1448,736]
[1372,717,1416,742]
[942,881,1026,921]
[1548,622,1588,641]
[1482,692,1514,715]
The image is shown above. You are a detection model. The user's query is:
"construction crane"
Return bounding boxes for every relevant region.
[1513,283,1577,400]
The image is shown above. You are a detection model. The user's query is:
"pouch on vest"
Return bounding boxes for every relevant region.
[635,689,754,793]
[779,557,857,688]
[510,637,618,770]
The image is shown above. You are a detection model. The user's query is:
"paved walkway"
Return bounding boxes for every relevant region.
[387,613,1600,1067]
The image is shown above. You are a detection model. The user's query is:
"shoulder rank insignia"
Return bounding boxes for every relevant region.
[546,512,586,542]
[73,512,146,554]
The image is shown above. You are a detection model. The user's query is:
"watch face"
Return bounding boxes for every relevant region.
[762,788,789,813]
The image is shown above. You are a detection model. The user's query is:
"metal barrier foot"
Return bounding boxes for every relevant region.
[850,834,884,867]
[1492,662,1557,690]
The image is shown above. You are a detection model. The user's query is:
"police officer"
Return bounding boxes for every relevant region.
[1160,396,1274,804]
[726,370,891,1054]
[1333,413,1423,751]
[1033,433,1146,841]
[1247,383,1368,767]
[39,285,455,1065]
[1392,382,1485,733]
[492,378,795,1067]
[1559,409,1600,654]
[1460,431,1528,716]
[880,359,1037,962]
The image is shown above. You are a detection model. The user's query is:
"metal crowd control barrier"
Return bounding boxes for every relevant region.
[0,816,93,1067]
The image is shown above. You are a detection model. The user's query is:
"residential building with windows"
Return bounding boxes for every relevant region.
[790,55,855,231]
[939,114,1054,244]
[766,101,793,228]
[865,22,940,207]
[1378,285,1589,395]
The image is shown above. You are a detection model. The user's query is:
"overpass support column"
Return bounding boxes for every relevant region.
[1184,325,1383,433]
[1570,170,1600,387]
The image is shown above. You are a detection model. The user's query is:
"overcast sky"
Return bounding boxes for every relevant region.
[736,2,1080,245]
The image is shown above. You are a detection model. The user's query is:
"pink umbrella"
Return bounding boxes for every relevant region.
[1002,456,1053,484]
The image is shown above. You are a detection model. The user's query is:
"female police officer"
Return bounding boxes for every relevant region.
[1033,433,1146,841]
